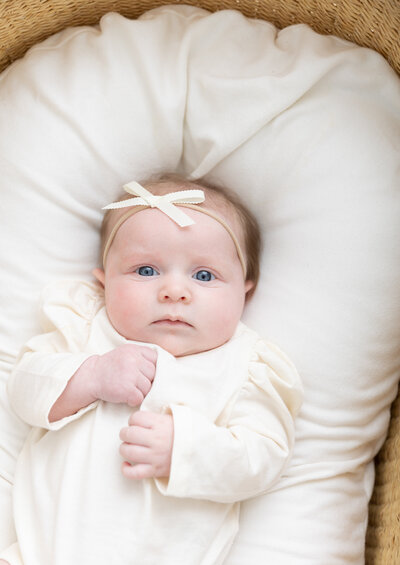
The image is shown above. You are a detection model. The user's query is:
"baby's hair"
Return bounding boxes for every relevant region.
[100,174,261,298]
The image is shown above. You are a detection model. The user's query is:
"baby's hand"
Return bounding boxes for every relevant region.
[91,344,157,407]
[119,411,174,479]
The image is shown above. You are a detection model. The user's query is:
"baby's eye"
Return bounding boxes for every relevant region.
[136,266,159,277]
[193,270,215,282]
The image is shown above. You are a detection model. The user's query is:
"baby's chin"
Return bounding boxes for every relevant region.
[150,337,203,358]
[120,331,202,357]
[118,323,232,357]
[149,334,231,358]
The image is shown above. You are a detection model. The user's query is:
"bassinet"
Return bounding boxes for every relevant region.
[0,1,399,563]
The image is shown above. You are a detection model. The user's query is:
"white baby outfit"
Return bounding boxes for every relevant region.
[3,280,302,565]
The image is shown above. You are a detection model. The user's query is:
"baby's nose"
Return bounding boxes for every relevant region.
[158,278,191,303]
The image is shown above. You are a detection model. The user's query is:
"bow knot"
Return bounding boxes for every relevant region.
[103,181,205,227]
[146,193,161,208]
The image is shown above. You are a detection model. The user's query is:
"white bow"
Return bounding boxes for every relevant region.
[103,181,205,227]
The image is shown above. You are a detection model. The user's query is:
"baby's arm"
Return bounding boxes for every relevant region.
[9,340,157,428]
[8,280,158,428]
[49,344,157,422]
[121,340,303,501]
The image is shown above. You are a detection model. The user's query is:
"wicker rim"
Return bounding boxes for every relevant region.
[0,0,399,75]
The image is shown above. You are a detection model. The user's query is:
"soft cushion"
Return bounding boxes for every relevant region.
[0,5,399,563]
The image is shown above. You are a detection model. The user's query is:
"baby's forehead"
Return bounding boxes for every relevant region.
[104,182,243,242]
[118,204,234,243]
[112,208,241,273]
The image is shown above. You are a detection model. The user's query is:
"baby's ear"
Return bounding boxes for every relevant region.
[92,268,105,287]
[245,280,254,294]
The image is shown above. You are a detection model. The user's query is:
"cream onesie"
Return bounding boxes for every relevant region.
[3,280,303,565]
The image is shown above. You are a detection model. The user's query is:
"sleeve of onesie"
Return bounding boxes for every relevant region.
[156,339,303,503]
[7,280,103,431]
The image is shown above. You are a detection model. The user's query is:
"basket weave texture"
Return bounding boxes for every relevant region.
[0,1,399,564]
[0,0,400,75]
[366,393,400,564]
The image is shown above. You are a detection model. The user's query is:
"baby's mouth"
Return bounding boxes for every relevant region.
[152,317,193,328]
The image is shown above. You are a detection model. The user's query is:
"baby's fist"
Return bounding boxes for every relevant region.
[91,344,157,406]
[120,411,174,480]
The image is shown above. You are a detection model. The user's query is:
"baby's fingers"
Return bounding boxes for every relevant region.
[121,461,155,480]
[128,410,158,428]
[120,424,153,446]
[134,374,153,399]
[139,358,157,381]
[126,388,144,407]
[119,442,150,463]
[125,376,153,407]
[140,347,158,366]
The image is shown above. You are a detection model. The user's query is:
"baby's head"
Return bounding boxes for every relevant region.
[94,175,261,357]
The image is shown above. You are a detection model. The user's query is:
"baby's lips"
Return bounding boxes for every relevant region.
[153,318,193,327]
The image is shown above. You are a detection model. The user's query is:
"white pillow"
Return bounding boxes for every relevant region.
[0,5,399,563]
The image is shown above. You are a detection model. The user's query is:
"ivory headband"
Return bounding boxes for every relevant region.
[102,181,247,277]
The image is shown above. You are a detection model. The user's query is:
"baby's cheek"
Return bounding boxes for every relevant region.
[211,308,240,340]
[221,293,244,322]
[106,287,145,332]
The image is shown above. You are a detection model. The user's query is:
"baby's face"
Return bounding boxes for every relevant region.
[95,206,253,356]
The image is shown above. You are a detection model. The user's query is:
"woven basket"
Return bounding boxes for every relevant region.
[1,1,399,563]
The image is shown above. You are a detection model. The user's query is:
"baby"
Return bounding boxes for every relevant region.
[1,176,303,565]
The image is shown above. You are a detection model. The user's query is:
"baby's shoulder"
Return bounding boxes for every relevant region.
[40,278,104,328]
[234,322,302,390]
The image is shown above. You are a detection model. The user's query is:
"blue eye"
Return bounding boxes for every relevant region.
[193,270,215,282]
[136,266,158,277]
